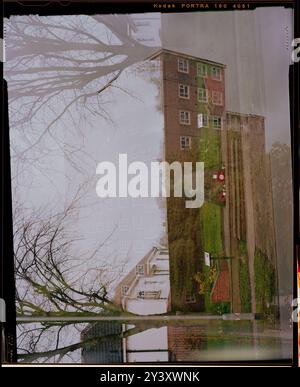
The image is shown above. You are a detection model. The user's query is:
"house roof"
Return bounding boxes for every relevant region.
[114,247,158,301]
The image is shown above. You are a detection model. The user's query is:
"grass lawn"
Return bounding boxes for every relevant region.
[254,249,276,313]
[198,127,224,312]
[200,202,223,256]
[239,260,252,313]
[199,128,222,169]
[199,126,223,256]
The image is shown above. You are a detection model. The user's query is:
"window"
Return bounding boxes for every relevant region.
[185,293,196,304]
[211,66,222,81]
[212,90,223,106]
[159,251,168,255]
[136,265,145,276]
[198,88,208,103]
[179,84,190,99]
[178,58,189,73]
[197,113,209,128]
[179,110,191,125]
[180,136,191,150]
[197,63,207,77]
[137,290,161,299]
[212,116,222,129]
[121,285,129,296]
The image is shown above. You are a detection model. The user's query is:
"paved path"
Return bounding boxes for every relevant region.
[223,133,241,312]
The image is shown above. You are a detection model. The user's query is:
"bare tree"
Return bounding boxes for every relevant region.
[12,188,130,363]
[13,192,126,319]
[5,13,160,185]
[5,14,158,156]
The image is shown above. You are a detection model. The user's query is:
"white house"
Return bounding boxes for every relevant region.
[114,245,170,362]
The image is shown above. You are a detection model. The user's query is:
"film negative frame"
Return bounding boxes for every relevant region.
[1,0,299,367]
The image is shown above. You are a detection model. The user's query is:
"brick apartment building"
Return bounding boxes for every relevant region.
[150,49,226,157]
[148,49,277,314]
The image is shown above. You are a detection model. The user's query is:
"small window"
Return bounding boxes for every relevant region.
[121,285,129,296]
[212,91,223,106]
[137,290,160,299]
[197,113,209,128]
[136,265,145,276]
[211,66,222,81]
[198,88,208,103]
[185,293,196,304]
[178,58,189,73]
[180,136,191,150]
[179,110,191,125]
[197,63,207,77]
[179,84,190,99]
[212,116,222,129]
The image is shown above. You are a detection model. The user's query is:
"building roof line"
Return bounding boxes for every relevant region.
[146,48,226,68]
[226,110,265,119]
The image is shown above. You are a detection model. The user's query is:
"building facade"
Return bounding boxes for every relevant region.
[149,50,277,314]
[152,49,226,158]
[115,245,170,363]
[114,246,170,315]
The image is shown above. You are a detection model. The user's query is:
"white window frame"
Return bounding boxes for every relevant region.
[211,66,222,81]
[178,58,189,73]
[159,250,168,256]
[197,113,209,128]
[179,110,191,125]
[198,88,208,103]
[202,113,209,127]
[137,290,160,300]
[136,265,145,276]
[212,90,223,106]
[197,63,207,77]
[212,116,222,130]
[200,113,209,128]
[180,136,191,150]
[179,84,190,99]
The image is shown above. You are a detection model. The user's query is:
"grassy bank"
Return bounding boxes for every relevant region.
[254,249,276,313]
[239,260,252,313]
[200,202,223,256]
